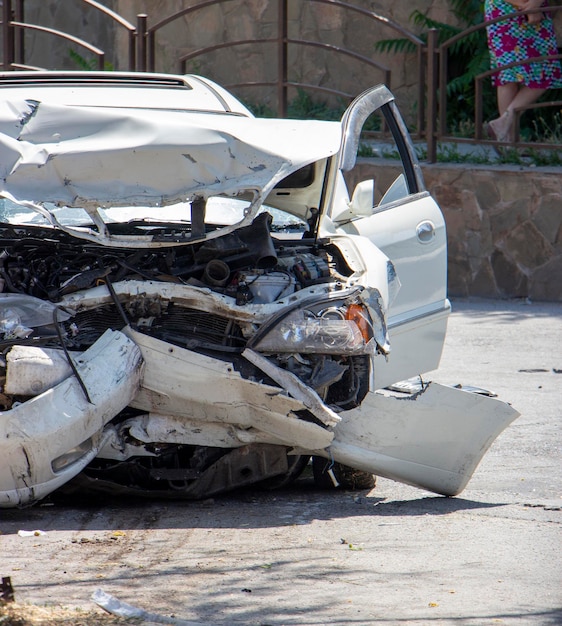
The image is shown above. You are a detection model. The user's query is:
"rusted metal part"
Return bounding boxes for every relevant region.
[0,577,15,603]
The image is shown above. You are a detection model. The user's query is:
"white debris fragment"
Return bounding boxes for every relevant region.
[92,588,206,625]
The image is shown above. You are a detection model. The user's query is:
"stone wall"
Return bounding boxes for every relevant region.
[426,164,562,302]
[349,160,562,302]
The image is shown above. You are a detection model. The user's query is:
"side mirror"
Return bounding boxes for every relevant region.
[332,179,374,224]
[350,179,375,216]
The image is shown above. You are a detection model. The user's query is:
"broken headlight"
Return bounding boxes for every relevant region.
[252,300,374,355]
[0,294,71,339]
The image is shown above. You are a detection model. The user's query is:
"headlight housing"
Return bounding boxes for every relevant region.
[252,298,374,355]
[0,294,71,339]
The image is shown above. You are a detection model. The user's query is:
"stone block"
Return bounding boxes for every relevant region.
[470,259,499,298]
[532,194,562,246]
[488,199,531,242]
[504,221,554,270]
[530,257,562,301]
[447,258,471,297]
[460,188,485,232]
[473,176,500,212]
[491,250,529,298]
[494,170,537,204]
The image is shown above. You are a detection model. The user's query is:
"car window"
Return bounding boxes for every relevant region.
[0,195,306,234]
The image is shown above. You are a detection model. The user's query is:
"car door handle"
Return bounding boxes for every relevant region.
[416,220,435,243]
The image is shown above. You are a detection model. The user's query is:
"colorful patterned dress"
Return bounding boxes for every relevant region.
[484,0,562,88]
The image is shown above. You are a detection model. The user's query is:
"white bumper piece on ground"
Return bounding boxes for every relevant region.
[0,329,143,508]
[327,382,520,496]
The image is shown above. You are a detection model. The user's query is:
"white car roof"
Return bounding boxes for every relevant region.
[0,71,255,116]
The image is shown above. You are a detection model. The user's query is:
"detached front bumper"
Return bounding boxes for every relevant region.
[0,329,143,508]
[325,382,520,496]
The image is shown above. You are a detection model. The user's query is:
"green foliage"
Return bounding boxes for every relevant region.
[246,89,382,132]
[243,100,276,118]
[373,38,416,55]
[415,141,560,167]
[525,149,562,167]
[416,143,490,164]
[286,89,345,121]
[244,90,345,120]
[527,100,562,142]
[375,3,492,133]
[287,89,382,131]
[380,147,401,160]
[496,147,524,164]
[69,49,114,71]
[357,143,375,157]
[437,144,490,164]
[540,108,562,143]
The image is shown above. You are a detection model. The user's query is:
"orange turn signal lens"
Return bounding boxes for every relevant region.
[345,304,372,343]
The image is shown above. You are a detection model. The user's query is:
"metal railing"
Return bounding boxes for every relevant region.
[1,0,561,161]
[0,0,427,136]
[1,0,136,71]
[137,0,426,128]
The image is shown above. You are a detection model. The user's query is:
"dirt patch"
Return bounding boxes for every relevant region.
[0,601,135,625]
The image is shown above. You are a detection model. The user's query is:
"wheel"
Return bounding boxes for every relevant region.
[312,456,376,490]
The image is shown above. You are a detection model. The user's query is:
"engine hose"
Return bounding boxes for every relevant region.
[53,306,93,405]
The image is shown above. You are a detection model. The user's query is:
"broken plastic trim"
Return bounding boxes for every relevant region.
[51,437,93,473]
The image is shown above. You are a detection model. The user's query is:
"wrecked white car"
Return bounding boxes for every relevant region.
[0,71,518,508]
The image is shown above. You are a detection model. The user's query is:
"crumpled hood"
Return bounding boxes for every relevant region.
[0,99,342,210]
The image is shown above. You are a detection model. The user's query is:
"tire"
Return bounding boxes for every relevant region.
[312,456,376,490]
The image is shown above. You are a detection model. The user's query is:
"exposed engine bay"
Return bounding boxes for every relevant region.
[0,215,375,499]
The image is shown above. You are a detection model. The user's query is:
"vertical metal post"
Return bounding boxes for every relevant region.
[2,0,14,70]
[14,0,23,66]
[128,30,136,71]
[149,30,155,72]
[278,0,288,118]
[438,32,448,151]
[136,13,147,72]
[416,42,425,140]
[426,28,438,164]
[475,78,484,141]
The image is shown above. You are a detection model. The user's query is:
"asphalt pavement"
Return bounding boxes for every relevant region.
[1,297,561,625]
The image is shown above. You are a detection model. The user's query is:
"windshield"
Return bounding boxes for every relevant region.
[0,195,307,236]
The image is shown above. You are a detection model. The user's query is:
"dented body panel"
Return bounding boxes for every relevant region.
[0,72,519,506]
[0,330,143,507]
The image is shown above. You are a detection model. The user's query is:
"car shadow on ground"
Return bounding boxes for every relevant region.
[0,478,509,535]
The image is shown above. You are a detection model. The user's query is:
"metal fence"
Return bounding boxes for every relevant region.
[1,0,561,161]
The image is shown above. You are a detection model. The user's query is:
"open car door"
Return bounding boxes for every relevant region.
[323,85,450,390]
[314,86,518,496]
